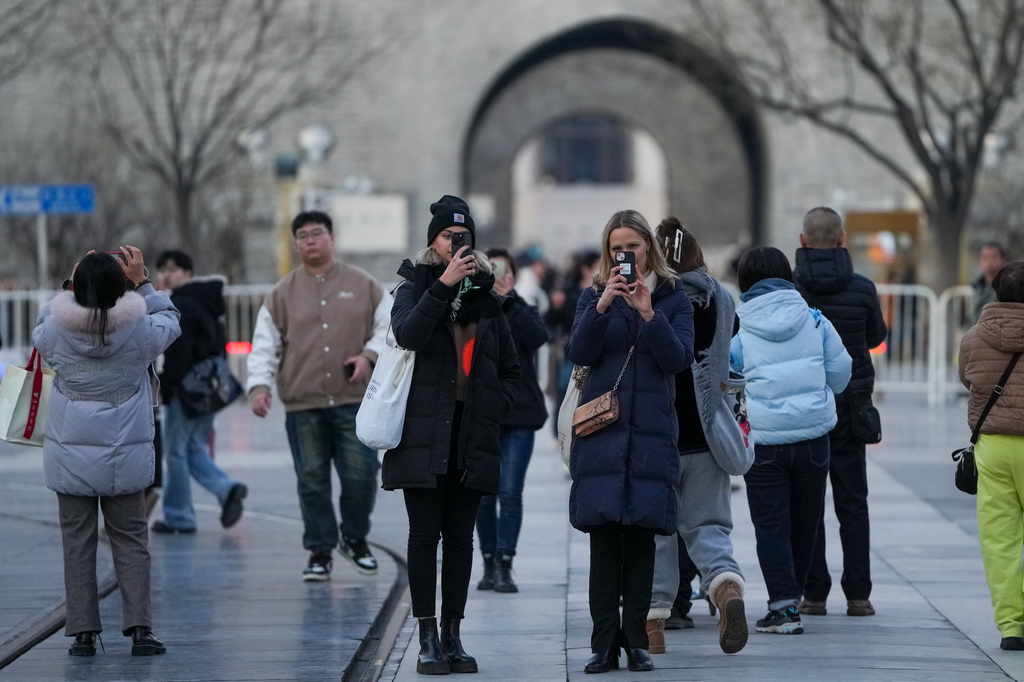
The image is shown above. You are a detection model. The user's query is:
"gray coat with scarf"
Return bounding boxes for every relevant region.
[32,286,181,497]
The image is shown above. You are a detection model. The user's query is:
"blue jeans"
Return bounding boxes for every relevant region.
[285,404,379,553]
[162,396,238,530]
[475,427,534,556]
[743,435,830,612]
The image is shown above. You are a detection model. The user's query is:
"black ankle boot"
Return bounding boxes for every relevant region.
[129,626,166,656]
[625,647,654,672]
[476,553,496,590]
[69,632,98,657]
[416,617,450,675]
[493,555,518,593]
[583,646,620,673]
[440,617,478,673]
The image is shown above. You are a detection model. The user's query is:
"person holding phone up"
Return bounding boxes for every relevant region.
[567,209,694,673]
[384,195,521,674]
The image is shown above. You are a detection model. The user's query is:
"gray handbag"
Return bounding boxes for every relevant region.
[705,371,754,476]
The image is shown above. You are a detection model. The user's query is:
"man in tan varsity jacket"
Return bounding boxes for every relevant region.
[247,210,391,581]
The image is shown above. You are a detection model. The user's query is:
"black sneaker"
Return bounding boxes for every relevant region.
[220,483,247,528]
[151,521,196,535]
[302,551,333,582]
[755,606,803,634]
[340,536,378,575]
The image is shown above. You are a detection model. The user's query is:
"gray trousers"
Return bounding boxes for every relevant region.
[651,450,743,611]
[57,491,151,636]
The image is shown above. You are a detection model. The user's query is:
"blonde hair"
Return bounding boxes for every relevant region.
[592,209,676,287]
[416,246,493,274]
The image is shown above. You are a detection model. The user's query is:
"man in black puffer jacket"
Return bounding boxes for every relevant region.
[793,207,888,619]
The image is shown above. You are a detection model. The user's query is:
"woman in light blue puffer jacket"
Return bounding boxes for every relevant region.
[32,248,180,657]
[729,247,850,637]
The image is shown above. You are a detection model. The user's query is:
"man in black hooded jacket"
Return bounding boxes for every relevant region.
[793,207,887,618]
[151,250,247,534]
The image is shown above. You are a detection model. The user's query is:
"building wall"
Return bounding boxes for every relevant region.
[0,0,917,284]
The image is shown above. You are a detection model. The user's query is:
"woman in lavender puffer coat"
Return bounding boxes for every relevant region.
[32,248,180,657]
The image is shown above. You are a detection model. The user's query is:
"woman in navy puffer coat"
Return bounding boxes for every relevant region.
[32,249,180,657]
[567,210,694,673]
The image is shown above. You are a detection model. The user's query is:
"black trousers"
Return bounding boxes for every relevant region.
[402,401,480,620]
[804,398,872,602]
[588,523,656,653]
[404,475,482,619]
[672,535,700,616]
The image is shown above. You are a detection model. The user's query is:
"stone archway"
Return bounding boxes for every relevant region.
[462,18,767,257]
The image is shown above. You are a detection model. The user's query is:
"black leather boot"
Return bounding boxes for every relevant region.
[493,555,518,593]
[625,647,654,672]
[439,617,478,673]
[583,646,620,673]
[129,626,166,656]
[416,617,450,675]
[68,632,98,656]
[476,553,496,590]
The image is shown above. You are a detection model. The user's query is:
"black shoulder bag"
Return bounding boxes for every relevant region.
[952,352,1021,495]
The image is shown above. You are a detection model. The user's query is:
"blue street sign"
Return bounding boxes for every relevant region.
[0,184,95,215]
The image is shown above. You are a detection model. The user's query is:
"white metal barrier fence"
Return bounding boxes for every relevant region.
[0,283,977,405]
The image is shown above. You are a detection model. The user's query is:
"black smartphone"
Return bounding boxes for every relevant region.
[451,232,472,257]
[615,251,636,285]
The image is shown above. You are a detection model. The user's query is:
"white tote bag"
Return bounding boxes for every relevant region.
[557,365,587,469]
[0,348,55,447]
[356,326,415,451]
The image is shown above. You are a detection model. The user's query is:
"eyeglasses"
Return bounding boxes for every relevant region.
[294,228,329,242]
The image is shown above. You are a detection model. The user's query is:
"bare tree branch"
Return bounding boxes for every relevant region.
[686,0,1024,288]
[66,0,377,248]
[0,0,59,88]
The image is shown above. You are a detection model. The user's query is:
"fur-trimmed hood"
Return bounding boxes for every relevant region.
[48,290,148,357]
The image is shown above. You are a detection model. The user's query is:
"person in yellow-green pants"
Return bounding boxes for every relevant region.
[959,258,1024,652]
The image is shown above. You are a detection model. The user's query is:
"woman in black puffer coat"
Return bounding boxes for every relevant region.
[568,209,694,674]
[382,196,521,675]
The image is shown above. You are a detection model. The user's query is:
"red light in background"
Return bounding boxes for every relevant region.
[226,341,252,354]
[869,341,888,355]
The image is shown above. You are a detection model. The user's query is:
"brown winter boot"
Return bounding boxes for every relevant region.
[645,617,666,654]
[711,573,748,654]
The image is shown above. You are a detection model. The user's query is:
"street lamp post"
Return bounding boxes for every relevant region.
[273,124,335,278]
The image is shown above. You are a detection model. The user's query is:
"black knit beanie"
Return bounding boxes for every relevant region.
[426,195,476,246]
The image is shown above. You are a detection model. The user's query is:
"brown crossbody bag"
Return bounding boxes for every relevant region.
[571,339,637,437]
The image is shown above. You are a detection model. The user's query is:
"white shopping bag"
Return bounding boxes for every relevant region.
[556,365,586,469]
[356,329,415,451]
[0,349,55,447]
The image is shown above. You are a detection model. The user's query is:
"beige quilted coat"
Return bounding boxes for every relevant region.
[959,302,1024,436]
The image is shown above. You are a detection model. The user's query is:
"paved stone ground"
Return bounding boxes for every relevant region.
[2,395,1024,681]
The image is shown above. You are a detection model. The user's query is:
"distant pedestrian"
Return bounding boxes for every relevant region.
[568,209,694,674]
[970,242,1008,326]
[384,195,521,675]
[731,247,851,635]
[474,247,549,594]
[647,217,748,656]
[794,207,888,618]
[33,248,180,656]
[959,259,1024,651]
[151,249,247,535]
[247,210,391,581]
